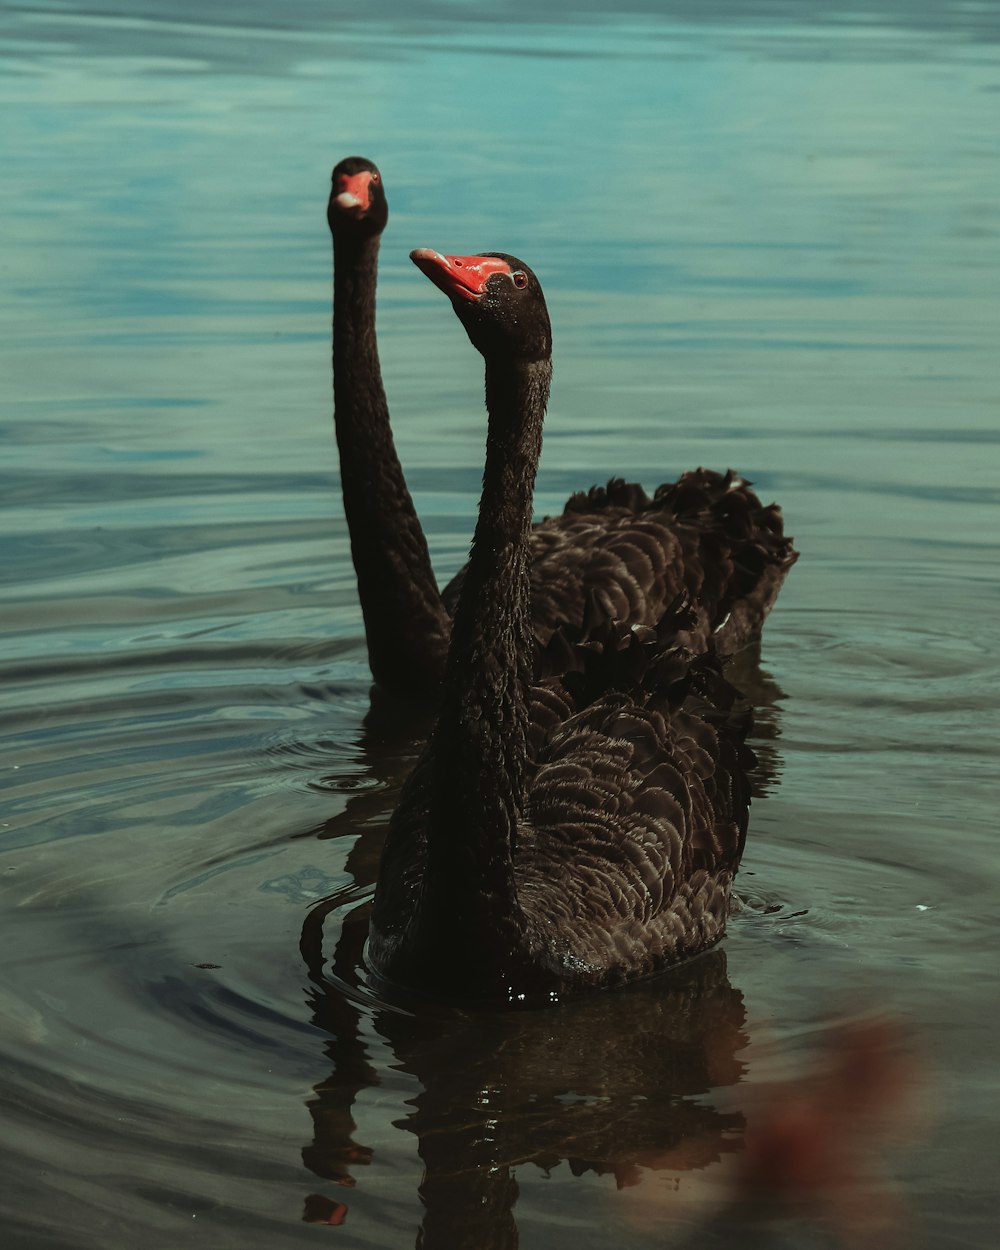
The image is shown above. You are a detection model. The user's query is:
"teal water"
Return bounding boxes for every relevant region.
[2,3,999,1247]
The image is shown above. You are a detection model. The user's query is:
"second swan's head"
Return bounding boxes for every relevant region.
[410,249,552,364]
[328,155,388,238]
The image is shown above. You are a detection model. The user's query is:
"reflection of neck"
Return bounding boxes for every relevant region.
[418,356,552,975]
[418,1159,519,1250]
[332,230,449,693]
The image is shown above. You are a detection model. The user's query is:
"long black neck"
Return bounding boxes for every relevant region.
[415,356,552,989]
[332,230,450,695]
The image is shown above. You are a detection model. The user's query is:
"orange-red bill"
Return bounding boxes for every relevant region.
[410,249,511,301]
[334,171,373,213]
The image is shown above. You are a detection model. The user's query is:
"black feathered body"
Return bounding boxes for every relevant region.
[443,468,797,663]
[369,630,753,1002]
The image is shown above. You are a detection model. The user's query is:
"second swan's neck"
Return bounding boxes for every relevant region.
[417,356,552,976]
[332,232,450,694]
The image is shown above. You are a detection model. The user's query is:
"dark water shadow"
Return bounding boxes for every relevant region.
[725,641,789,799]
[300,914,747,1247]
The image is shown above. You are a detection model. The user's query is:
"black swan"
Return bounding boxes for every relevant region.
[328,157,796,698]
[328,156,452,693]
[367,250,755,1002]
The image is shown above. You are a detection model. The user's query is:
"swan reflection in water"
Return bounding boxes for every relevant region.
[301,916,747,1247]
[300,903,922,1250]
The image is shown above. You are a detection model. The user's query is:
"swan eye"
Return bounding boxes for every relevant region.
[370,172,381,185]
[512,271,528,289]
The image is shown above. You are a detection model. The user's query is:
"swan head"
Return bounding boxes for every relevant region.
[328,155,388,238]
[410,249,552,363]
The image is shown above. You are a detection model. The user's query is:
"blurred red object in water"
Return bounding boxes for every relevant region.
[631,1012,928,1249]
[734,1015,926,1244]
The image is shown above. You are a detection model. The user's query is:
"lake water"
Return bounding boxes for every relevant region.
[2,2,999,1247]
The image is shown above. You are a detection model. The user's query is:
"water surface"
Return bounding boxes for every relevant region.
[2,2,999,1247]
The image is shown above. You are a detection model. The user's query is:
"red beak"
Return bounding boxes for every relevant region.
[410,249,512,302]
[333,171,374,214]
